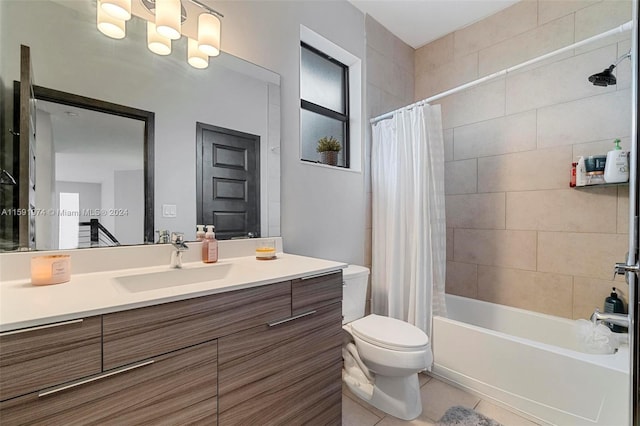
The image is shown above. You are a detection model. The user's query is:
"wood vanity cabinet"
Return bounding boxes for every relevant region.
[218,271,344,425]
[102,281,291,370]
[0,271,343,425]
[291,271,342,315]
[0,316,101,402]
[0,341,218,425]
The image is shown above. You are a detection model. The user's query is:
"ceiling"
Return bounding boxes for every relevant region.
[348,0,520,49]
[37,100,144,183]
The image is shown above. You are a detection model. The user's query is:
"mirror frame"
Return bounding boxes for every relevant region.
[13,82,155,245]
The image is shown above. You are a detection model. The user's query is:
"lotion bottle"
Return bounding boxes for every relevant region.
[202,225,218,263]
[604,139,629,183]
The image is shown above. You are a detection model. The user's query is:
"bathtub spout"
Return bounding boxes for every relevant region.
[590,308,629,328]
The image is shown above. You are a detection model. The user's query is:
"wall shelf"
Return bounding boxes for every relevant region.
[572,182,628,189]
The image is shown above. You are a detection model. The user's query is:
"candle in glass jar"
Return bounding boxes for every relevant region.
[31,255,71,285]
[255,239,276,260]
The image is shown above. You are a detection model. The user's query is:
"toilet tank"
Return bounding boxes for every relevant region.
[342,265,370,324]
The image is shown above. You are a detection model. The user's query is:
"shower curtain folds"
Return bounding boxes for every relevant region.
[371,104,447,342]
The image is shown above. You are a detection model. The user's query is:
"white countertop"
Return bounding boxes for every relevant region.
[0,253,347,332]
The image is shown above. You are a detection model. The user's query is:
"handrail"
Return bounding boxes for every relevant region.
[79,219,120,246]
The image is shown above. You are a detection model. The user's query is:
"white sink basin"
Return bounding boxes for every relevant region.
[114,264,232,293]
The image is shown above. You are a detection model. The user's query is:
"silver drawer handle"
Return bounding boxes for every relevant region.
[38,360,155,397]
[0,319,84,337]
[300,270,341,281]
[268,310,316,327]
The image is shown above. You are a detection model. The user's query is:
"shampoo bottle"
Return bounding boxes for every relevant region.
[604,287,626,333]
[604,139,629,183]
[202,225,218,263]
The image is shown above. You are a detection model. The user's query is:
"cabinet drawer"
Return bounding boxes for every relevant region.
[0,317,101,401]
[291,270,342,315]
[218,302,342,425]
[0,340,218,426]
[103,281,291,369]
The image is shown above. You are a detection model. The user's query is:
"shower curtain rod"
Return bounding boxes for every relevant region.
[370,20,633,124]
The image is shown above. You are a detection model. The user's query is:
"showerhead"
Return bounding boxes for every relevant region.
[588,64,617,87]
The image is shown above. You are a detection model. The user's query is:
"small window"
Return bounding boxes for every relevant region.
[300,42,349,168]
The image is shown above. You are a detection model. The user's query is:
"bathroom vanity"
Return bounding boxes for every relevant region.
[0,246,345,425]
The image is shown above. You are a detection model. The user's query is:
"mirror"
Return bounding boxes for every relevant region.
[0,0,281,251]
[30,85,154,249]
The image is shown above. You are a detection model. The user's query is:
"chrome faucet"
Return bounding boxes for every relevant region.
[590,308,629,328]
[170,232,189,269]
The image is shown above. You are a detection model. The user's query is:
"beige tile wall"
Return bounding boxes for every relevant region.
[415,0,633,319]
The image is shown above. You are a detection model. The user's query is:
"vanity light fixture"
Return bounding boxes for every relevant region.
[100,0,132,21]
[97,0,224,69]
[187,38,209,69]
[147,22,172,55]
[197,12,220,57]
[155,0,182,40]
[97,0,126,39]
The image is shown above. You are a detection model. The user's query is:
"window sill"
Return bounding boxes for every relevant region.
[299,160,361,174]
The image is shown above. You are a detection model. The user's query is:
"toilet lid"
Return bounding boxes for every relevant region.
[350,314,429,351]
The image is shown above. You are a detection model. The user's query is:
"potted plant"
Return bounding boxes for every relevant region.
[316,136,341,166]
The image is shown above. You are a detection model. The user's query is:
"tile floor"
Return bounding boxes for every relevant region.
[342,373,541,426]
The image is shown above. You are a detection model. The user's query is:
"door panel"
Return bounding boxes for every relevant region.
[15,45,36,249]
[196,123,260,240]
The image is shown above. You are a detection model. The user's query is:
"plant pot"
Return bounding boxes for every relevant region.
[320,151,339,166]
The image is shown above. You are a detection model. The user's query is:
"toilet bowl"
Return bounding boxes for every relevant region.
[341,265,433,420]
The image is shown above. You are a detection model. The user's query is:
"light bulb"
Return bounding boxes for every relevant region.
[97,0,126,39]
[197,13,220,57]
[188,38,208,69]
[155,0,181,40]
[148,22,171,55]
[100,0,131,21]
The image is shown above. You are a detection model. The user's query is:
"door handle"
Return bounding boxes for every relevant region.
[38,360,155,397]
[268,310,316,327]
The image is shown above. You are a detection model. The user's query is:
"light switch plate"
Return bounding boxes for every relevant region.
[162,204,177,218]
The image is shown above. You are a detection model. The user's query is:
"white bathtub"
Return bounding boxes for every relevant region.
[432,294,629,425]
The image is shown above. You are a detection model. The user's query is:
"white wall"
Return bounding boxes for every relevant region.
[56,181,101,247]
[114,169,144,246]
[214,1,367,265]
[34,109,56,250]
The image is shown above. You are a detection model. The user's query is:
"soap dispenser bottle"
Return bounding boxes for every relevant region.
[604,139,629,183]
[202,225,218,263]
[196,225,206,241]
[604,287,626,333]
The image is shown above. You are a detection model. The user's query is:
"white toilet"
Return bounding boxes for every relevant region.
[342,265,433,420]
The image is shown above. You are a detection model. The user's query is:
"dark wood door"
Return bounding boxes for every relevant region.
[15,44,36,249]
[196,123,260,240]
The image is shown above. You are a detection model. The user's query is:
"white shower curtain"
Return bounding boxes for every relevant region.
[371,103,447,338]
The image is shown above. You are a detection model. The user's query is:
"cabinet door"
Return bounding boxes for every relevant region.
[218,303,342,425]
[291,270,342,315]
[0,340,218,426]
[0,316,101,401]
[103,281,291,369]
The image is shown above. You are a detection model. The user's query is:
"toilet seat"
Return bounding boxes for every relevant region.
[350,314,429,352]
